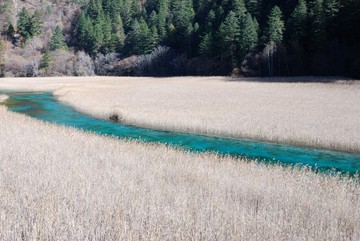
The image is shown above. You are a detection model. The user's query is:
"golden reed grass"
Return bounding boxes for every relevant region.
[0,106,359,240]
[1,76,359,152]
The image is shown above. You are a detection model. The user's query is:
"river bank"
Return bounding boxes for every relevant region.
[0,76,359,152]
[0,105,359,240]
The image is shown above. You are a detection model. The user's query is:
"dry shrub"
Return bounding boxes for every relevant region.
[74,51,94,76]
[112,55,139,76]
[44,49,75,76]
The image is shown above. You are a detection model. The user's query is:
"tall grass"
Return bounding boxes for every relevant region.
[0,107,359,240]
[1,76,359,152]
[54,77,360,152]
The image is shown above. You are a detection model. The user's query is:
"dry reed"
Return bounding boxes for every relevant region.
[1,76,359,152]
[0,106,359,240]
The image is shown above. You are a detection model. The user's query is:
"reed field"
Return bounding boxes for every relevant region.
[0,106,359,240]
[0,76,360,152]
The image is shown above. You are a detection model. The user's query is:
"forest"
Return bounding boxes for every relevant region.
[0,0,359,77]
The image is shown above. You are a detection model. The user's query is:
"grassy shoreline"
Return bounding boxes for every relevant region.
[1,76,360,153]
[0,106,359,240]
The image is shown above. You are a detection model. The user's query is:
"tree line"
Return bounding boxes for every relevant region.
[1,0,360,77]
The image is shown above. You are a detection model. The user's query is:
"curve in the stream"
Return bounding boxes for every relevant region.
[3,91,360,175]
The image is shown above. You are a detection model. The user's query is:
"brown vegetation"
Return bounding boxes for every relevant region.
[0,106,359,240]
[1,77,360,152]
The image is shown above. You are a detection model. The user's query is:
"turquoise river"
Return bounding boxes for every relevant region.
[2,91,360,175]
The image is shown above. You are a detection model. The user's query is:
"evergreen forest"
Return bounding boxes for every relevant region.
[0,0,359,77]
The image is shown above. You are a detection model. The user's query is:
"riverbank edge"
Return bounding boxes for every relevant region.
[0,76,359,154]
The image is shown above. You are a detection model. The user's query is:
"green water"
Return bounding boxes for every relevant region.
[3,92,360,174]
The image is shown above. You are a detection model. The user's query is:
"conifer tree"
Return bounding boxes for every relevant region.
[218,11,240,66]
[150,25,159,49]
[17,8,32,40]
[308,0,326,52]
[199,32,213,56]
[100,14,114,54]
[77,12,95,53]
[288,0,308,74]
[125,19,153,55]
[40,50,52,71]
[0,38,5,77]
[157,0,169,40]
[266,6,285,45]
[17,8,42,41]
[238,13,258,58]
[324,0,340,19]
[92,16,105,54]
[87,0,103,19]
[112,15,125,51]
[172,0,195,53]
[149,10,158,27]
[290,0,308,39]
[30,10,42,36]
[232,0,246,19]
[204,10,216,32]
[49,26,67,50]
[245,0,261,18]
[138,19,153,54]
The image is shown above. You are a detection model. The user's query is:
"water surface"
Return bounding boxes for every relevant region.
[3,91,360,174]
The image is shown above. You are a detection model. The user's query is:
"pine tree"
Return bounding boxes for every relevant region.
[49,26,67,50]
[288,0,308,74]
[199,32,213,56]
[40,50,52,71]
[138,19,153,54]
[232,0,246,19]
[157,0,169,40]
[112,15,125,51]
[266,6,285,45]
[238,13,258,58]
[125,19,153,55]
[87,0,103,19]
[218,11,240,66]
[30,10,42,36]
[290,0,308,39]
[0,38,5,77]
[171,0,195,53]
[17,8,32,40]
[100,14,114,54]
[150,25,159,50]
[77,12,95,54]
[92,15,105,54]
[204,10,216,32]
[308,0,326,52]
[324,0,340,19]
[245,0,261,18]
[149,10,158,27]
[17,8,42,41]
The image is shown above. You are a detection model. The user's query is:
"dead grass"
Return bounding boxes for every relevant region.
[0,76,360,152]
[0,94,8,102]
[0,106,359,240]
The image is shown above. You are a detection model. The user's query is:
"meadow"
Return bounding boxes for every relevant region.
[1,76,360,152]
[0,106,359,240]
[0,77,359,240]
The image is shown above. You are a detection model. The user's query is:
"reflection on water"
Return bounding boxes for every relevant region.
[3,91,360,175]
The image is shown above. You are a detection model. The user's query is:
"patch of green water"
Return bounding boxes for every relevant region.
[2,91,360,175]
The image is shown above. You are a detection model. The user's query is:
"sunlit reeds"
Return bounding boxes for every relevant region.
[1,76,359,152]
[0,107,359,240]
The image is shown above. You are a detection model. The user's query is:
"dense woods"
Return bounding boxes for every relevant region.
[0,0,359,77]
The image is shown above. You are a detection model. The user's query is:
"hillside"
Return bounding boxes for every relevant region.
[0,0,359,77]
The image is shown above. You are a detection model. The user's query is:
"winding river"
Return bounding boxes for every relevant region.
[3,91,360,174]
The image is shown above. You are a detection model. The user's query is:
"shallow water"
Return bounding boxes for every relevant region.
[3,92,360,174]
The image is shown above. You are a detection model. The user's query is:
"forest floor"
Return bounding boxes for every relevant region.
[0,76,359,152]
[0,76,359,240]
